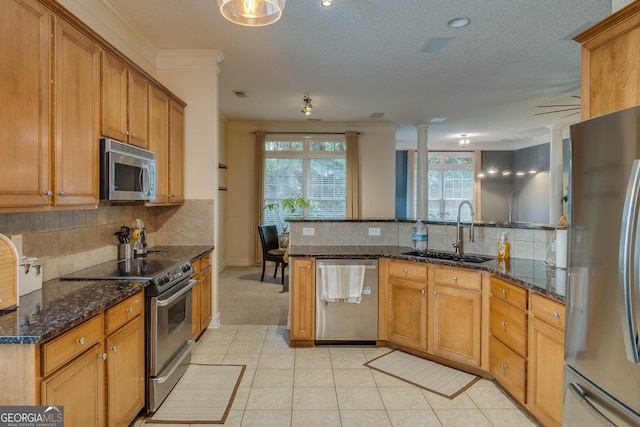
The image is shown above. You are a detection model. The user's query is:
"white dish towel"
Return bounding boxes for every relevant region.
[319,265,366,303]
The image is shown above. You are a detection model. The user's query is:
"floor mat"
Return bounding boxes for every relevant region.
[364,350,479,399]
[147,363,245,424]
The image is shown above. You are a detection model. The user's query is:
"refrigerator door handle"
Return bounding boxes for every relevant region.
[619,159,640,363]
[569,382,617,427]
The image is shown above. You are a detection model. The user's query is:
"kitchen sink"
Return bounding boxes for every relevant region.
[403,250,492,264]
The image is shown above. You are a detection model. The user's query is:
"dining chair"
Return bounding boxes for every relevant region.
[257,225,288,284]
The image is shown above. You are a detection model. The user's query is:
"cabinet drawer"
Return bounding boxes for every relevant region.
[388,260,428,282]
[491,277,527,310]
[490,336,527,403]
[530,293,565,330]
[42,314,103,376]
[199,252,212,270]
[433,266,482,290]
[191,258,202,275]
[490,297,527,356]
[105,292,144,335]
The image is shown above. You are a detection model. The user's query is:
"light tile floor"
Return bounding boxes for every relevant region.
[140,325,540,427]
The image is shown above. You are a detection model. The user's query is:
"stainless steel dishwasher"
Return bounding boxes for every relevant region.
[315,258,378,343]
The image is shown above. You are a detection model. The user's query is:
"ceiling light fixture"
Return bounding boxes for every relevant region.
[321,0,333,6]
[447,17,471,28]
[301,95,313,116]
[217,0,285,27]
[458,134,470,146]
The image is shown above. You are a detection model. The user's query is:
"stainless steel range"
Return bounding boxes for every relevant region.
[62,257,196,413]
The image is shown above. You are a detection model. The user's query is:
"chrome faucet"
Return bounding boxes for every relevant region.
[453,201,474,255]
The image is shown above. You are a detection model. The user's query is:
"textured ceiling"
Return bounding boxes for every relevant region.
[106,0,611,148]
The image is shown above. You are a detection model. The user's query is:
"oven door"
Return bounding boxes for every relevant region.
[149,277,196,376]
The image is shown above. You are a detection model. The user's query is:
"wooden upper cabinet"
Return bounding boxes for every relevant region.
[575,2,640,118]
[0,0,51,208]
[168,100,185,204]
[53,17,100,207]
[147,86,170,205]
[101,52,149,148]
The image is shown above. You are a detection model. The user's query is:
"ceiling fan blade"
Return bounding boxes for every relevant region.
[571,95,582,99]
[561,111,582,118]
[534,107,581,115]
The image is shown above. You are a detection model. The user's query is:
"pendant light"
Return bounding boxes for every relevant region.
[218,0,286,27]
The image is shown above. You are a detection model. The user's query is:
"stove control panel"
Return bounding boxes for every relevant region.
[153,261,193,289]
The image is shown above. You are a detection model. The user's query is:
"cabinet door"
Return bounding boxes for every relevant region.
[429,284,481,367]
[41,342,106,427]
[290,258,315,344]
[147,86,170,205]
[0,0,50,208]
[128,70,148,148]
[53,17,100,206]
[106,315,145,427]
[168,100,185,204]
[101,52,128,142]
[200,266,213,332]
[387,277,427,351]
[191,278,201,340]
[528,317,564,427]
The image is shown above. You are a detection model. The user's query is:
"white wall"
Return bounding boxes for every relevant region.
[225,121,396,266]
[613,0,635,13]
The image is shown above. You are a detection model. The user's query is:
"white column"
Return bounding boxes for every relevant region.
[416,124,430,220]
[548,124,563,225]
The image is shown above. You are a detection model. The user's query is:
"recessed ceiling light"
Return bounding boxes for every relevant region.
[321,0,333,6]
[447,17,471,28]
[502,171,511,176]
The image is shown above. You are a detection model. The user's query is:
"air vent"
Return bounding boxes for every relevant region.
[369,113,384,118]
[233,90,247,97]
[420,37,455,53]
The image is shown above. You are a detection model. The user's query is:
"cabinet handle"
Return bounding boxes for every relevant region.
[168,194,174,198]
[99,353,107,360]
[553,312,561,318]
[126,307,134,313]
[502,288,508,294]
[123,131,130,136]
[110,345,118,352]
[45,190,53,197]
[131,133,137,138]
[306,265,311,270]
[403,269,408,275]
[433,291,437,296]
[500,364,507,369]
[421,289,425,294]
[452,276,457,281]
[501,321,508,327]
[77,337,85,345]
[58,191,66,197]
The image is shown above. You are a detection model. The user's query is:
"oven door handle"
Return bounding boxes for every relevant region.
[155,339,196,384]
[156,279,197,307]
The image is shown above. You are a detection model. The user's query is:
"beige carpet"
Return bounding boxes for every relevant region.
[218,265,289,325]
[148,364,245,424]
[364,350,479,399]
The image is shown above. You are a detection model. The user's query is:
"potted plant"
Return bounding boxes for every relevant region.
[263,197,311,247]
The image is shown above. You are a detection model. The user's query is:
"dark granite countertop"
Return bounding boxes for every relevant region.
[0,245,213,345]
[288,245,566,302]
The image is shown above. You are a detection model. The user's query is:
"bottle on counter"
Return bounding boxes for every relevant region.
[411,220,428,251]
[497,232,510,259]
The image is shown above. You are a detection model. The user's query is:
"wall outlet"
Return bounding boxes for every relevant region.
[302,227,315,236]
[368,227,381,236]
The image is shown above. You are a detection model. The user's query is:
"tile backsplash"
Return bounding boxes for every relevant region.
[289,221,560,263]
[0,199,214,281]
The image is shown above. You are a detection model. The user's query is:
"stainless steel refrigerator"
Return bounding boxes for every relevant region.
[565,105,640,426]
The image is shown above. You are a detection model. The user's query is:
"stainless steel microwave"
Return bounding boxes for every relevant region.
[100,138,156,201]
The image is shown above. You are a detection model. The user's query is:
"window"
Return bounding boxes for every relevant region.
[410,151,475,222]
[264,136,346,232]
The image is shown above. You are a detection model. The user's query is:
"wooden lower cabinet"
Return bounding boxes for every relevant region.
[40,292,145,427]
[490,335,527,403]
[528,295,565,427]
[191,252,213,340]
[387,277,428,351]
[106,314,144,427]
[428,283,482,367]
[41,342,106,427]
[289,257,315,345]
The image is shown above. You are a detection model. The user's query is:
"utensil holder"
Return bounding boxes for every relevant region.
[118,243,133,260]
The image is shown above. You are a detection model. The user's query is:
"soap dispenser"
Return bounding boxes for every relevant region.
[497,232,510,259]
